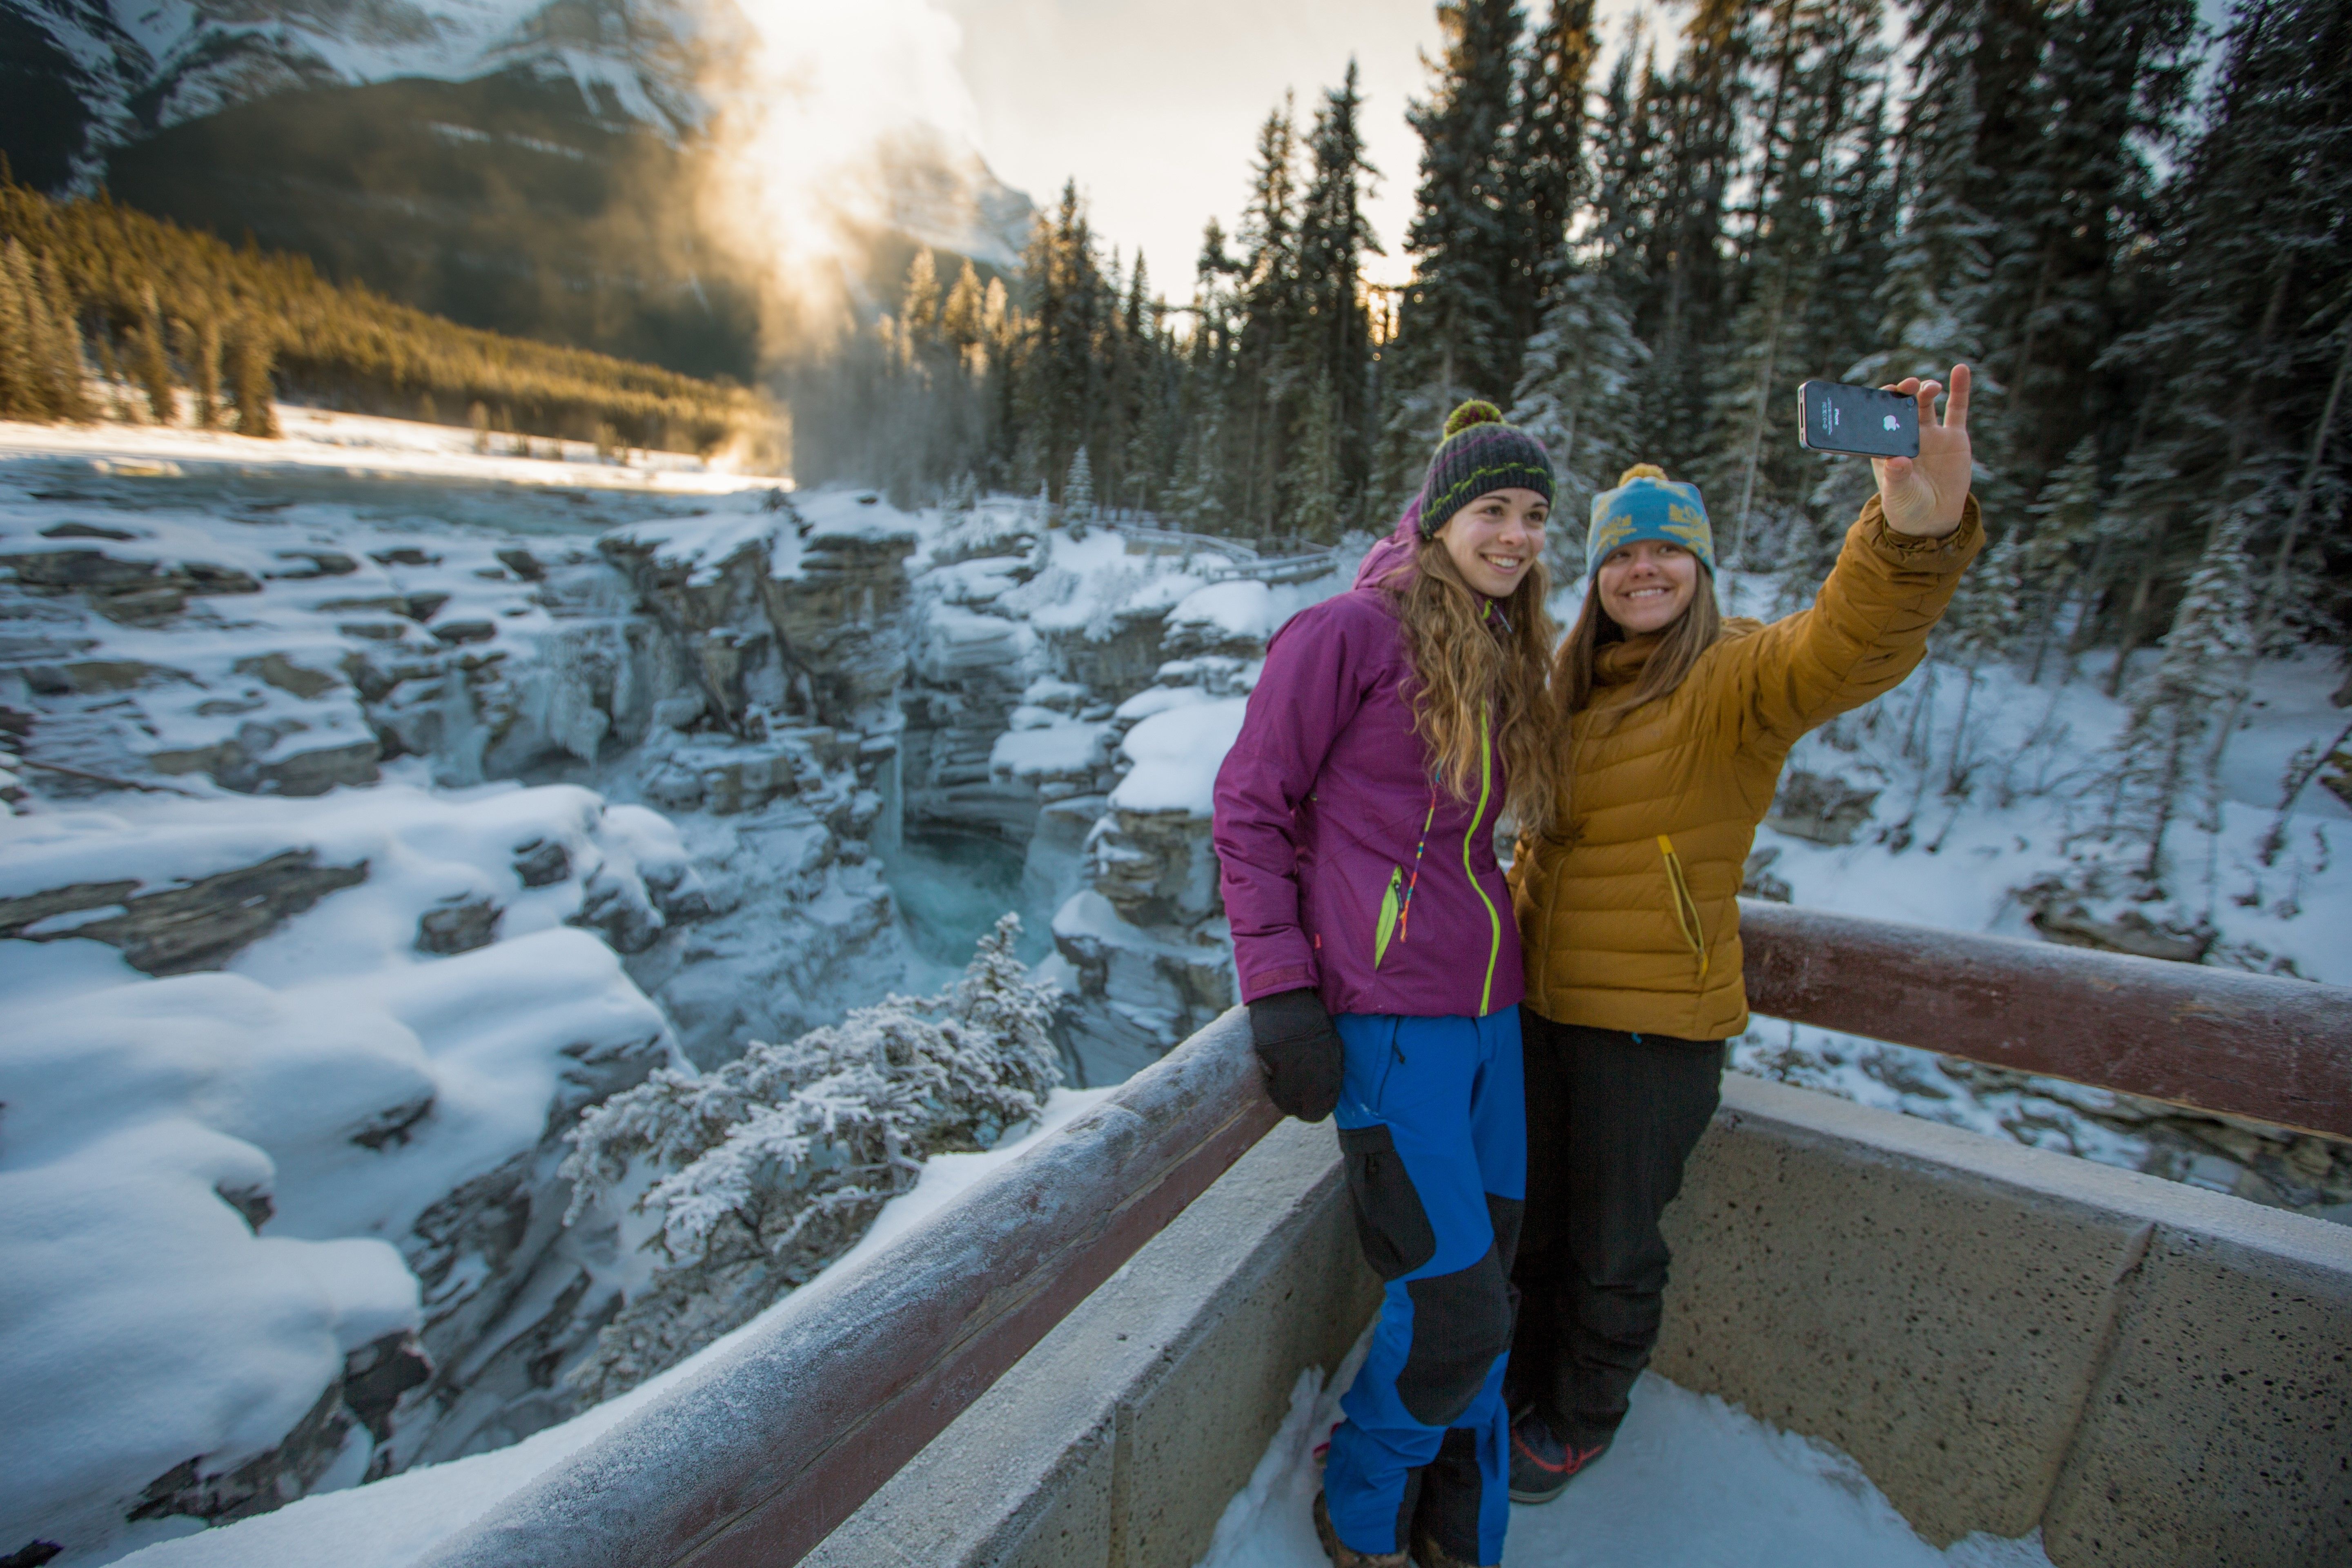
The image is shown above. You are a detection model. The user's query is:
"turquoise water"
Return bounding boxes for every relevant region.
[878,827,1054,981]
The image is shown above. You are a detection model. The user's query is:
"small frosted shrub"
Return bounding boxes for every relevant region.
[561,914,1060,1399]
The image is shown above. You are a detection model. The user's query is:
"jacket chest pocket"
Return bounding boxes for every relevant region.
[1337,1124,1437,1280]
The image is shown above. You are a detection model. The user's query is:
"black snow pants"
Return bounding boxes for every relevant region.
[1506,1010,1724,1451]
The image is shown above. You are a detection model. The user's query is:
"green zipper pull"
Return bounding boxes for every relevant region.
[1373,865,1404,968]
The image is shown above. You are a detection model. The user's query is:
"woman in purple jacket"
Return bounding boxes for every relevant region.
[1212,401,1558,1568]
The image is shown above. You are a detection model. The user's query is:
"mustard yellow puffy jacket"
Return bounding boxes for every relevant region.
[1510,495,1982,1040]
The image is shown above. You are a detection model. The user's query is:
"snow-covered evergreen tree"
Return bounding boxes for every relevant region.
[561,915,1061,1401]
[1510,266,1650,568]
[1374,0,1526,510]
[2013,434,2107,679]
[1064,445,1097,534]
[2103,516,2256,889]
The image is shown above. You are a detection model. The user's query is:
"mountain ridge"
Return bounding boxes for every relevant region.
[5,0,1033,377]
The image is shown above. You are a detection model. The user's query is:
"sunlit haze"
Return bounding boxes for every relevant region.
[697,0,991,345]
[937,1,1663,293]
[703,0,1671,326]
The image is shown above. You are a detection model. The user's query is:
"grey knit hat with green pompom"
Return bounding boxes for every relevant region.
[1414,399,1555,539]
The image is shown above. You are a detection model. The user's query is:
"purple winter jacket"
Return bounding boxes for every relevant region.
[1212,515,1525,1020]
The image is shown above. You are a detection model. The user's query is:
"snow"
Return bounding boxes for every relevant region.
[1169,579,1280,643]
[601,489,920,587]
[1195,1354,2054,1568]
[601,495,802,585]
[107,1087,1120,1568]
[5,438,2346,1564]
[0,409,777,497]
[0,784,678,1561]
[990,719,1107,778]
[1109,697,1249,815]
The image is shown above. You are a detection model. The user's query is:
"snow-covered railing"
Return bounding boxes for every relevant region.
[1740,900,2352,1140]
[417,910,2349,1568]
[1102,519,1261,557]
[1210,548,1348,586]
[1101,519,1345,584]
[414,1009,1278,1568]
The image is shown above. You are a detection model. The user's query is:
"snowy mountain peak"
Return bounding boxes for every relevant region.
[12,0,719,188]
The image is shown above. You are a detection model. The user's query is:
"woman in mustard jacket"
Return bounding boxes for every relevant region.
[1504,369,1982,1499]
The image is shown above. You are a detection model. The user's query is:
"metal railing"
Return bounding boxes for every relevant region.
[417,906,2351,1568]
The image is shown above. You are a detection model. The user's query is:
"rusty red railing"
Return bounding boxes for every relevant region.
[1740,901,2352,1140]
[416,908,2351,1568]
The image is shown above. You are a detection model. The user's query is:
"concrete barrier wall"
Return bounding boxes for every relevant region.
[802,1116,1380,1568]
[1657,1075,2352,1567]
[810,1071,2350,1568]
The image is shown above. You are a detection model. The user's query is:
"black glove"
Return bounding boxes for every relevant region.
[1248,988,1342,1123]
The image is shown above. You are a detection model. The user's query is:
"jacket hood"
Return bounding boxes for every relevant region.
[1354,497,1422,590]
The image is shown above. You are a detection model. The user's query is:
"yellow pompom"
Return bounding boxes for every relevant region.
[1444,400,1504,439]
[1618,462,1668,485]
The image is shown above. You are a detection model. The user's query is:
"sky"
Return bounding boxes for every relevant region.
[934,0,1658,291]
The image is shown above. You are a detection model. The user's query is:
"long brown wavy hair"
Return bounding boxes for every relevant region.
[1386,537,1559,829]
[1552,564,1725,722]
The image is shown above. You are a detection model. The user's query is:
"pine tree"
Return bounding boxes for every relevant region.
[1295,63,1383,532]
[1290,371,1345,541]
[130,283,174,425]
[0,238,33,419]
[2020,434,2105,679]
[227,319,278,438]
[1702,0,1889,564]
[176,314,222,429]
[1938,532,2026,791]
[1511,266,1650,566]
[1976,0,2199,504]
[2105,514,2256,889]
[2091,0,2352,672]
[1064,445,1096,523]
[1376,0,1526,510]
[902,248,942,343]
[1219,99,1305,531]
[1631,0,1751,470]
[942,259,986,353]
[1508,0,1601,341]
[1016,183,1112,499]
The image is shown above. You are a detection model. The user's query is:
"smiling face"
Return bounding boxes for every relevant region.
[1594,538,1701,634]
[1436,488,1548,599]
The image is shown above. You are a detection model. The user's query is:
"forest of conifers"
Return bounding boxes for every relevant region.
[802,0,2348,695]
[0,176,771,455]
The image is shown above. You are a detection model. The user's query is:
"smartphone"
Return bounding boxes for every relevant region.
[1798,380,1919,459]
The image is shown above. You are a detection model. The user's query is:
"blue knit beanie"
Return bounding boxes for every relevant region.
[1586,463,1715,578]
[1415,400,1555,539]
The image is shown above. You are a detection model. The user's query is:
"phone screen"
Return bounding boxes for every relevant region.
[1798,380,1919,459]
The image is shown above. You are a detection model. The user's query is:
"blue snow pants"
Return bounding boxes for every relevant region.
[1324,1009,1525,1566]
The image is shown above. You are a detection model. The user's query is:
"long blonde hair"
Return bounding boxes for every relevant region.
[1388,537,1559,829]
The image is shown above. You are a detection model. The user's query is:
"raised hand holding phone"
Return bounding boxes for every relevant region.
[1871,363,1973,539]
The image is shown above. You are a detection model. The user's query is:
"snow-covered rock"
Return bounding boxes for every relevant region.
[0,785,679,1564]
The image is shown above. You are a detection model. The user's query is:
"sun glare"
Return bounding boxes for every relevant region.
[696,0,984,354]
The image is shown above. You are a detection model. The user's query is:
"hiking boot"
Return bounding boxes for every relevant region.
[1313,1488,1408,1567]
[1507,1408,1608,1504]
[1408,1528,1491,1568]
